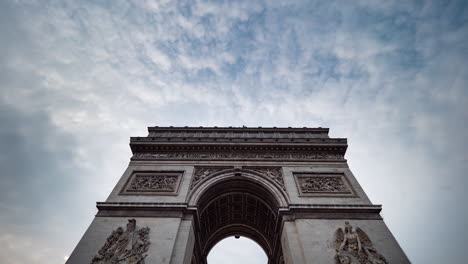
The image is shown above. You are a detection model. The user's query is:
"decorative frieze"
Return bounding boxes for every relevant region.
[91,219,150,264]
[293,173,354,196]
[243,167,285,189]
[132,152,344,161]
[301,177,346,192]
[190,166,285,190]
[190,167,233,189]
[334,222,387,264]
[121,171,183,195]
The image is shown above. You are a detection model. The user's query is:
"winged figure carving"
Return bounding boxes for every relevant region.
[334,222,387,264]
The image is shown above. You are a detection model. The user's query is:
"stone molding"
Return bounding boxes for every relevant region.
[95,202,382,220]
[146,126,331,140]
[132,151,345,161]
[120,171,183,195]
[129,127,348,162]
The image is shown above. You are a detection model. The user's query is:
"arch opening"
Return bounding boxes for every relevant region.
[194,177,284,263]
[207,236,268,264]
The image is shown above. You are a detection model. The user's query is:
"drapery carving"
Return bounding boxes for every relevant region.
[334,222,387,264]
[91,219,151,264]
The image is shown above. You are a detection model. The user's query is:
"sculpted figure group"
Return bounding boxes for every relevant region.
[300,177,348,193]
[128,175,178,192]
[334,222,387,264]
[91,219,151,264]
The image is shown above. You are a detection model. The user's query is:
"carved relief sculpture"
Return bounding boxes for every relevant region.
[294,173,354,197]
[334,222,387,264]
[128,175,178,192]
[190,167,232,189]
[121,172,183,195]
[91,219,151,264]
[244,167,285,189]
[301,177,347,193]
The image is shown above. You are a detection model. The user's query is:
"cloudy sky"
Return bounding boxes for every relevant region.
[0,0,467,263]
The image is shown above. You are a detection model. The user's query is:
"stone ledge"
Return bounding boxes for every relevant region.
[96,202,381,213]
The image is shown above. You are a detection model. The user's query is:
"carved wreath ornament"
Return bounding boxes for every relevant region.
[334,222,387,264]
[91,219,150,264]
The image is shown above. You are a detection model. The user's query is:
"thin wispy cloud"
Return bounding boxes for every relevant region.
[0,0,467,263]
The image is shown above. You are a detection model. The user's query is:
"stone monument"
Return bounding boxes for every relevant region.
[66,126,410,264]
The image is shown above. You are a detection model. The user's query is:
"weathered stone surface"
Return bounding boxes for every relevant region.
[67,127,409,264]
[334,221,387,264]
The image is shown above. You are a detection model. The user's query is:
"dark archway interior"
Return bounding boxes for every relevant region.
[195,178,283,264]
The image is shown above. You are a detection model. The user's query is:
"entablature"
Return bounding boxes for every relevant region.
[147,126,330,139]
[130,127,348,161]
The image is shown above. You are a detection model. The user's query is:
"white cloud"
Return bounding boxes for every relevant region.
[0,0,467,263]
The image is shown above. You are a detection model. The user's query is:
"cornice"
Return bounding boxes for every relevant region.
[130,141,347,152]
[95,202,382,219]
[130,126,348,160]
[147,126,330,134]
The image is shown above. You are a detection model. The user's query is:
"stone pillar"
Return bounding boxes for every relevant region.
[281,220,307,264]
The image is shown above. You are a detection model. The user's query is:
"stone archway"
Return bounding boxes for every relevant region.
[66,127,410,264]
[190,170,287,264]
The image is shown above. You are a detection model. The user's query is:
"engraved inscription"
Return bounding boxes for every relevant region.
[334,222,387,264]
[91,219,151,264]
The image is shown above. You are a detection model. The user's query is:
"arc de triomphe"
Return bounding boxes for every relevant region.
[67,126,409,264]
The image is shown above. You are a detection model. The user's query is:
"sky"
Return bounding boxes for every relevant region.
[0,0,467,263]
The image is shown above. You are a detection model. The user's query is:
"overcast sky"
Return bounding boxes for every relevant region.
[0,0,467,263]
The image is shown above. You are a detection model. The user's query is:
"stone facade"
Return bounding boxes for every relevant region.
[66,127,410,264]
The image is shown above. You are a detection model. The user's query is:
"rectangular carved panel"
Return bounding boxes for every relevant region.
[293,173,355,197]
[121,171,183,195]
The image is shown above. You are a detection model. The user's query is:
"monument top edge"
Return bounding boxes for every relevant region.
[147,126,330,133]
